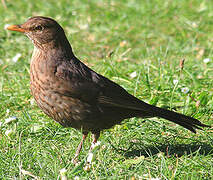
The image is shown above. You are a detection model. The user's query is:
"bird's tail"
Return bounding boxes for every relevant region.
[142,103,210,133]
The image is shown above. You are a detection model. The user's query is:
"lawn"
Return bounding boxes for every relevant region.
[0,0,213,179]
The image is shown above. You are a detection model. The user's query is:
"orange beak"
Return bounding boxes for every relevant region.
[7,25,27,33]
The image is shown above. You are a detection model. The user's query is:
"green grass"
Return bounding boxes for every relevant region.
[0,0,213,179]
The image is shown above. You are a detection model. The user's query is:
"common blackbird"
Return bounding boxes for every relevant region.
[7,16,210,162]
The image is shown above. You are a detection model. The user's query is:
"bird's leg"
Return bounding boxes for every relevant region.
[72,132,88,164]
[89,131,100,152]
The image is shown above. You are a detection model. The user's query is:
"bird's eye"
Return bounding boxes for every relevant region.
[34,25,43,31]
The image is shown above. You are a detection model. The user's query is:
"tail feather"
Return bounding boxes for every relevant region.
[146,104,210,133]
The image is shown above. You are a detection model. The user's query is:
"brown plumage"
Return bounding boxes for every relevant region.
[7,16,210,162]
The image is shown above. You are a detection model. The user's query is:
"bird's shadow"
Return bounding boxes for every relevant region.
[110,141,213,158]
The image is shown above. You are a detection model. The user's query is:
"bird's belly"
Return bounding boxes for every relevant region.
[30,79,94,130]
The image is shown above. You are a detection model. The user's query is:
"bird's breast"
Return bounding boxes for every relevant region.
[29,51,94,129]
[30,51,61,120]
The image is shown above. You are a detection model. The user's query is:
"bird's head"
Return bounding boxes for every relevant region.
[7,16,66,48]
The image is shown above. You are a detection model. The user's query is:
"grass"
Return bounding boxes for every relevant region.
[0,0,213,179]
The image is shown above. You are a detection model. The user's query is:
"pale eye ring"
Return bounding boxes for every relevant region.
[35,25,43,31]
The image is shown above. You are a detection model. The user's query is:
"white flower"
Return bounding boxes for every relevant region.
[84,164,91,171]
[12,53,21,62]
[173,79,179,85]
[30,98,35,105]
[87,152,94,163]
[60,168,67,175]
[4,24,10,30]
[79,24,88,30]
[5,116,17,124]
[157,152,164,158]
[74,176,80,180]
[6,109,10,114]
[130,71,137,78]
[120,40,127,47]
[0,122,3,127]
[203,58,210,63]
[192,22,198,28]
[60,168,67,180]
[181,87,189,94]
[0,59,3,65]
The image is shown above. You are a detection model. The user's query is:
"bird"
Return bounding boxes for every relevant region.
[7,16,210,163]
